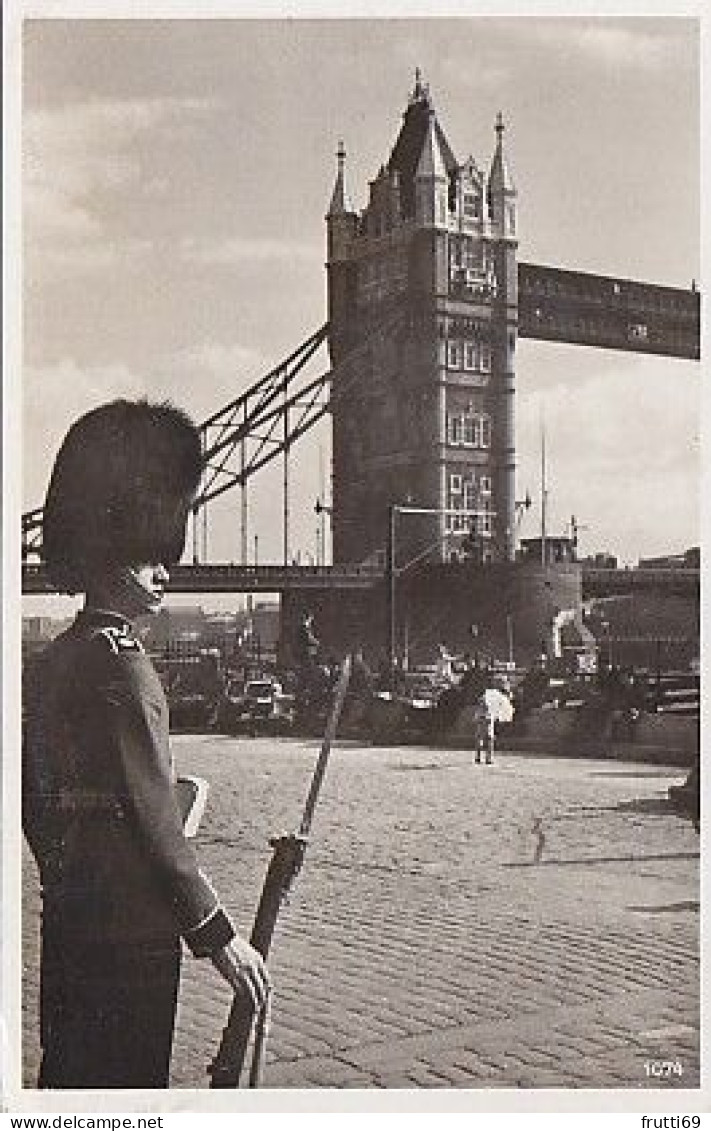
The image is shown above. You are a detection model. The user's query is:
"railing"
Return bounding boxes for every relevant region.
[21,561,385,595]
[581,566,699,597]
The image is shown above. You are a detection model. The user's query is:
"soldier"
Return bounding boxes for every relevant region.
[23,399,270,1089]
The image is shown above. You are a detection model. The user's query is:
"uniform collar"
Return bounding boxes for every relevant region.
[76,607,133,634]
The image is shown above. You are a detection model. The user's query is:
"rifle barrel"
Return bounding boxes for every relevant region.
[208,654,352,1088]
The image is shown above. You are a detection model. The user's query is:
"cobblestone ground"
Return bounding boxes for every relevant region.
[22,739,700,1092]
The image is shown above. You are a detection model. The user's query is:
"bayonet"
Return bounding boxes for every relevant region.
[208,655,352,1088]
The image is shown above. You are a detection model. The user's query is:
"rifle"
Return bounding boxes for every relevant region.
[208,654,353,1088]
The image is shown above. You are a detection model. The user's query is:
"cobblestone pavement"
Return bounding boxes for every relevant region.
[21,738,700,1093]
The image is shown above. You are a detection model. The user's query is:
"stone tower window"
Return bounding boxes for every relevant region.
[447,411,491,448]
[463,193,480,220]
[447,475,466,532]
[463,480,477,511]
[447,341,462,368]
[447,414,462,445]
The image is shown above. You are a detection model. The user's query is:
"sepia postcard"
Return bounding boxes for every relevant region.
[3,1,706,1119]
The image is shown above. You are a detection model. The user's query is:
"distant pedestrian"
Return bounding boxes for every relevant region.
[23,400,271,1089]
[472,681,514,765]
[472,694,495,764]
[532,817,546,863]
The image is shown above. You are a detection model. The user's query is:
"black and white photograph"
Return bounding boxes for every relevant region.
[4,3,704,1113]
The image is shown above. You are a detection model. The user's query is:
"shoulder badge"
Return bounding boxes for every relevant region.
[94,625,144,655]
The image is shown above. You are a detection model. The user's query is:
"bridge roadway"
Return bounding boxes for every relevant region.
[21,560,700,597]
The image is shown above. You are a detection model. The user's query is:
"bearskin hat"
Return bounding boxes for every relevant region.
[42,399,203,594]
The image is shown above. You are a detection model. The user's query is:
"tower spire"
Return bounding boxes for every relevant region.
[328,137,353,215]
[410,66,430,106]
[488,110,515,195]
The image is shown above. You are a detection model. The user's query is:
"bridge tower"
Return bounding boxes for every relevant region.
[326,73,519,566]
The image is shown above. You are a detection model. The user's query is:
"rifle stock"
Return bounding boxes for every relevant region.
[208,655,352,1088]
[208,833,306,1087]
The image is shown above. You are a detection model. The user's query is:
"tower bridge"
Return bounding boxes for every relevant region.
[22,74,700,664]
[21,560,699,601]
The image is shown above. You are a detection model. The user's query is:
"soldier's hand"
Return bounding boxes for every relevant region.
[211,937,272,1011]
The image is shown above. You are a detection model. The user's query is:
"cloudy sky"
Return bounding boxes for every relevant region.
[16,13,700,587]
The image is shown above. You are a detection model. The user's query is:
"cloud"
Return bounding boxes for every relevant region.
[516,360,699,560]
[519,20,686,70]
[24,96,216,280]
[20,331,310,517]
[571,23,682,68]
[26,237,155,284]
[419,50,510,97]
[159,341,271,422]
[179,235,323,268]
[178,341,266,378]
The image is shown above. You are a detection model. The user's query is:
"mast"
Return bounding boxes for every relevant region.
[540,412,548,567]
[318,443,325,566]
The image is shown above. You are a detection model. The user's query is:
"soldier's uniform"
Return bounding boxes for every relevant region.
[22,399,236,1089]
[23,608,235,1088]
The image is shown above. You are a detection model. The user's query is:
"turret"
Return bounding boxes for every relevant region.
[487,112,517,239]
[326,139,358,261]
[326,140,358,365]
[486,113,518,562]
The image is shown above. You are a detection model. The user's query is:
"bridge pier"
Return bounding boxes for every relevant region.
[280,560,582,672]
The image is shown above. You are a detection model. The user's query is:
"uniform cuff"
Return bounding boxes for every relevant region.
[183,907,235,957]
